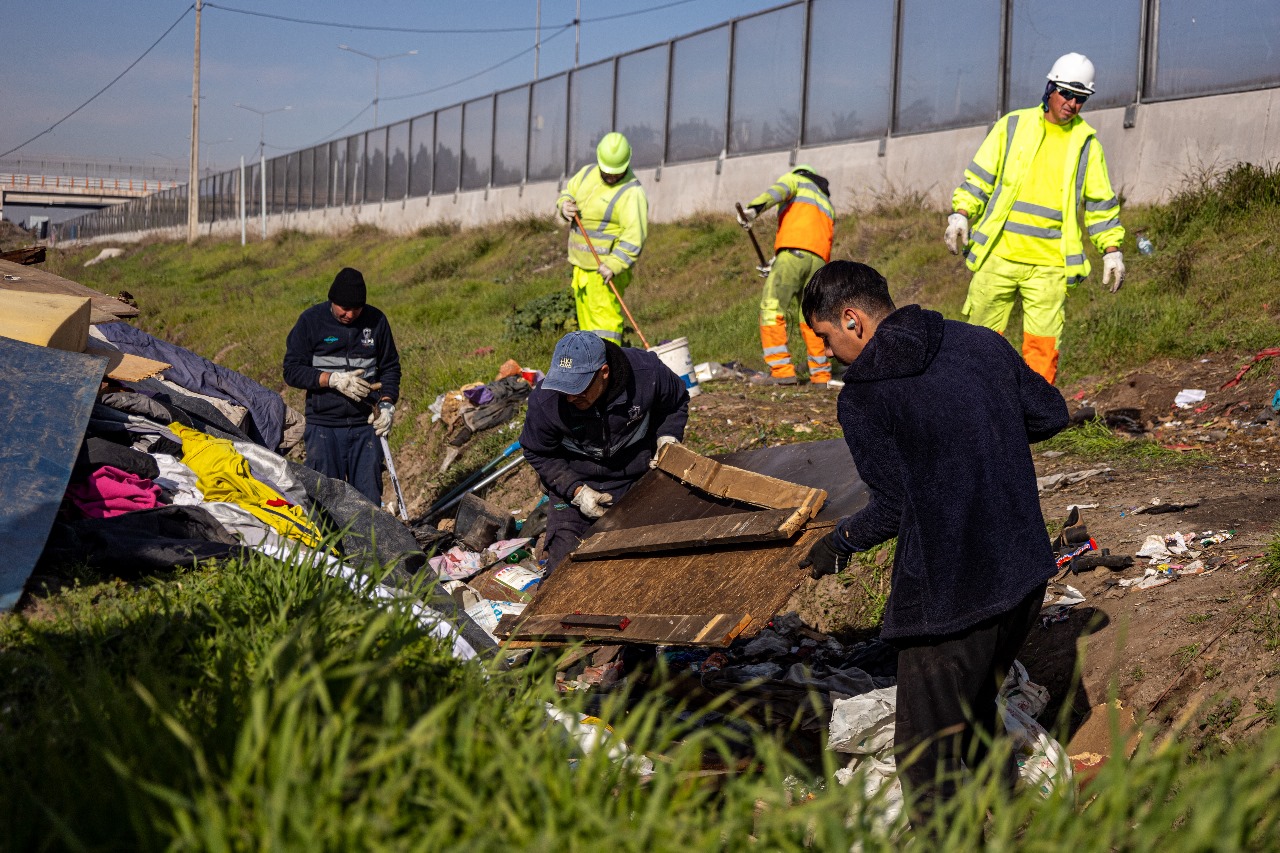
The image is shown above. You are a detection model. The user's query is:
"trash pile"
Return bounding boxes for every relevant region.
[427,359,540,470]
[2,285,492,660]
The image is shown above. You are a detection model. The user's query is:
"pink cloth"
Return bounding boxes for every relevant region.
[65,465,162,519]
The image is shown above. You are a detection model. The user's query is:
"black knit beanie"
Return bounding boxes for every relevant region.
[328,267,366,307]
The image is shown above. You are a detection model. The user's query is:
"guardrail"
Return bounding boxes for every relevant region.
[0,174,180,195]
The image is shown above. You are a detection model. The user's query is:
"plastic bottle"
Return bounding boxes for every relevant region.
[1137,234,1154,255]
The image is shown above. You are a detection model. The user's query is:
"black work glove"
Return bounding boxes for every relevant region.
[799,533,854,579]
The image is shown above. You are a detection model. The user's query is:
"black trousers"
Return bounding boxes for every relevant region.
[893,583,1046,815]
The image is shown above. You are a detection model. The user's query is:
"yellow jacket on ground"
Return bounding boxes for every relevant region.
[558,165,649,274]
[172,423,324,548]
[952,106,1123,284]
[748,169,834,261]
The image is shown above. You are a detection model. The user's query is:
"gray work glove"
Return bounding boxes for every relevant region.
[737,205,758,229]
[571,485,614,519]
[328,369,372,401]
[369,401,395,437]
[596,262,615,283]
[944,212,970,255]
[561,198,579,220]
[650,435,680,468]
[1102,251,1126,293]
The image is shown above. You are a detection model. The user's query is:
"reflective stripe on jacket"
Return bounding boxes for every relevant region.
[559,165,649,273]
[952,107,1124,284]
[749,170,834,261]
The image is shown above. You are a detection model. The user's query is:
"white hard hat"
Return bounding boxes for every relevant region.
[1046,52,1095,95]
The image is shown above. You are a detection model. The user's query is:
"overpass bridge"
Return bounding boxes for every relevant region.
[0,157,185,226]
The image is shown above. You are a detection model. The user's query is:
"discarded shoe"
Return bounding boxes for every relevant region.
[750,373,798,386]
[1053,506,1090,554]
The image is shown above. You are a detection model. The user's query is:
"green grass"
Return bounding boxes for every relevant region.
[6,544,1280,849]
[1038,417,1205,463]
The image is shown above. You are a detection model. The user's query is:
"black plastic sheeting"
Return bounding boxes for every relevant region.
[1,337,107,611]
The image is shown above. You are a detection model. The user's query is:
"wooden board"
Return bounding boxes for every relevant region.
[655,442,826,520]
[573,507,800,560]
[0,259,138,323]
[84,343,169,382]
[496,612,752,646]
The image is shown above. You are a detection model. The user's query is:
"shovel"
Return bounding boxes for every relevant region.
[380,436,409,522]
[735,202,772,278]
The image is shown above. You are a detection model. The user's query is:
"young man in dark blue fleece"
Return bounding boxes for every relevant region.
[520,331,689,571]
[799,260,1068,816]
[283,267,400,505]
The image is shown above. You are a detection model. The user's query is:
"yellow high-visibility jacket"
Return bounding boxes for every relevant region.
[952,107,1124,284]
[749,170,834,261]
[558,165,649,274]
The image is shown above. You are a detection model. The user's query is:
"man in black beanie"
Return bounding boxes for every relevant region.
[283,267,401,504]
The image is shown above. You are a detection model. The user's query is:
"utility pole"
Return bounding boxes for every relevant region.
[187,0,202,244]
[574,0,581,68]
[534,0,541,79]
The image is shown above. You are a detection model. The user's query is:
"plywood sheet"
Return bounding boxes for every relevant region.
[654,442,826,519]
[573,508,799,560]
[0,259,138,323]
[497,612,751,646]
[590,439,868,535]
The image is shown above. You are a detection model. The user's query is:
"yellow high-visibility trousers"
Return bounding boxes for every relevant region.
[963,254,1067,384]
[571,265,632,343]
[758,248,830,383]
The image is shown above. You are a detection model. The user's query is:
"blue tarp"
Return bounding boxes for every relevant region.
[0,337,106,611]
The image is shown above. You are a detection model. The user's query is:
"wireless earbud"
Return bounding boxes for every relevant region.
[846,318,857,331]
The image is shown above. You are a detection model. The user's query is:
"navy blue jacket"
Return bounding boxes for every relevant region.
[832,305,1068,639]
[282,302,401,428]
[521,344,689,503]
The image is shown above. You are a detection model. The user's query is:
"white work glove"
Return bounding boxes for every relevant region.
[1102,251,1126,293]
[571,484,614,519]
[736,205,758,229]
[944,212,970,255]
[596,262,615,283]
[561,198,579,220]
[328,369,372,401]
[369,401,395,437]
[650,435,680,468]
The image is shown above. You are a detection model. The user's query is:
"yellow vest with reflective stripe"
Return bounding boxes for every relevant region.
[749,171,834,261]
[559,165,649,273]
[952,107,1124,285]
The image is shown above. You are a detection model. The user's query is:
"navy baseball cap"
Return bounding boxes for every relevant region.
[543,331,607,394]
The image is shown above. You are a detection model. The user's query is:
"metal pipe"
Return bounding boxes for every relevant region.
[429,456,526,521]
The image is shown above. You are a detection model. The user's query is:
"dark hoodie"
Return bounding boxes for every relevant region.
[832,305,1068,639]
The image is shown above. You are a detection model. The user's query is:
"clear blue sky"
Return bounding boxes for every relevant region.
[0,0,783,172]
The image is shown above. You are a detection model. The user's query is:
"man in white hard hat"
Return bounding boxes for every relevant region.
[556,132,650,343]
[945,52,1125,384]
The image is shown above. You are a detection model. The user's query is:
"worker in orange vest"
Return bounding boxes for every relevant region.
[737,165,835,386]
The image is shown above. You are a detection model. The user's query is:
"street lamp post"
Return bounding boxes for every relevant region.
[337,45,418,128]
[233,103,292,159]
[234,103,291,240]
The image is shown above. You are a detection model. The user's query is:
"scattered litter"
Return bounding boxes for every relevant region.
[1041,584,1085,626]
[1173,389,1206,408]
[1056,538,1097,569]
[464,599,526,640]
[544,704,654,776]
[492,564,543,594]
[1065,502,1097,510]
[1119,567,1176,590]
[84,247,125,267]
[1041,450,1065,459]
[1132,499,1200,515]
[1037,467,1112,492]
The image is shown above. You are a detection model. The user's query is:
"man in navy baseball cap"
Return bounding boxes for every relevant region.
[521,330,690,570]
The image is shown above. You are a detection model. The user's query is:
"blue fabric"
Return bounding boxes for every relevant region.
[520,343,689,503]
[303,422,383,505]
[544,501,595,571]
[97,321,286,451]
[1,338,107,611]
[833,305,1069,639]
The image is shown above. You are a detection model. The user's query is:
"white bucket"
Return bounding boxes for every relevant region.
[651,336,701,397]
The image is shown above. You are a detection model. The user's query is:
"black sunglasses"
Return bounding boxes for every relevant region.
[1054,85,1089,104]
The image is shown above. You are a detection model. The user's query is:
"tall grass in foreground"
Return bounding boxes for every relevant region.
[2,549,1279,849]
